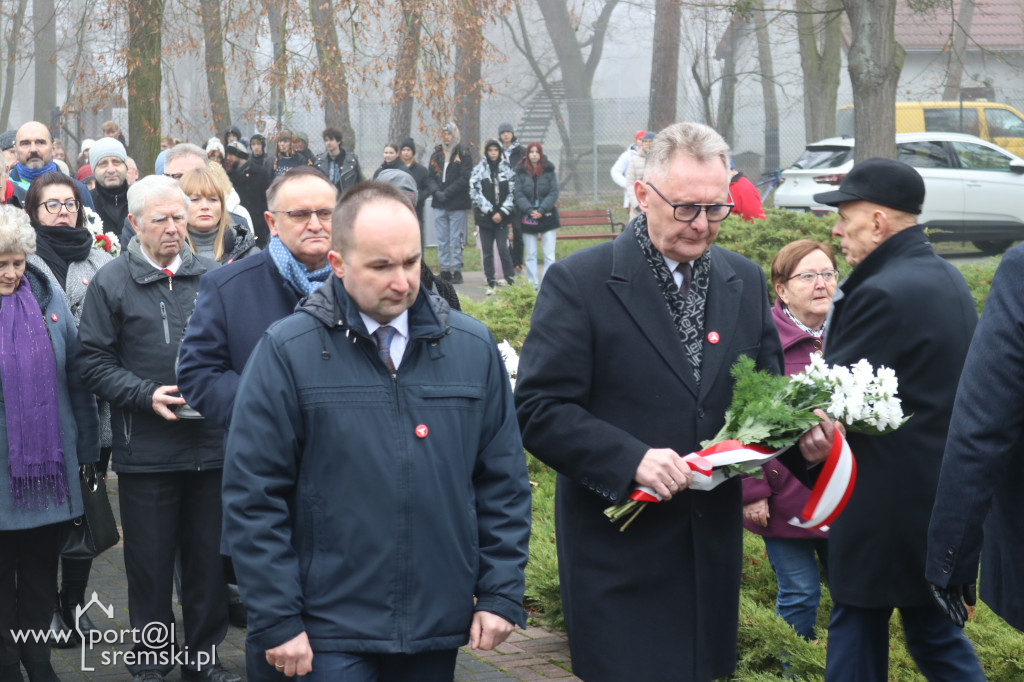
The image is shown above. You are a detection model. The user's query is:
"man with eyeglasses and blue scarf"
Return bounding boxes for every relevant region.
[515,122,813,681]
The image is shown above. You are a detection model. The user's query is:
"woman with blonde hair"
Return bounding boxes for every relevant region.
[179,168,259,266]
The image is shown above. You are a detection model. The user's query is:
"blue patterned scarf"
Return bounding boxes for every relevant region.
[13,160,60,187]
[267,236,332,296]
[1,275,68,508]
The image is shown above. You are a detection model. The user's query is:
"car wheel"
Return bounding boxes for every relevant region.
[972,240,1014,255]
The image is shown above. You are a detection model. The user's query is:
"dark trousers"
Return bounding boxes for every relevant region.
[477,221,514,286]
[825,600,985,681]
[303,649,458,681]
[0,524,61,666]
[510,216,524,268]
[119,470,228,676]
[245,640,457,682]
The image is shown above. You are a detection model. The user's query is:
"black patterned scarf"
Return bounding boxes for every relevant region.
[633,215,711,384]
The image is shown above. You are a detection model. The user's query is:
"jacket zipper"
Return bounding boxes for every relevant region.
[159,301,170,344]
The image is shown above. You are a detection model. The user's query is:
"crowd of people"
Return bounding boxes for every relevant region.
[0,114,1020,682]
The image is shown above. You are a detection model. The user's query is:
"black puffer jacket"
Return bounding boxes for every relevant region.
[428,144,473,211]
[76,238,225,473]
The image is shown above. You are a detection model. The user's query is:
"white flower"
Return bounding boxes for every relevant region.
[497,340,519,390]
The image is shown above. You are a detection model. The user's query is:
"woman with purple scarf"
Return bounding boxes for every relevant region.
[742,239,838,643]
[0,205,99,682]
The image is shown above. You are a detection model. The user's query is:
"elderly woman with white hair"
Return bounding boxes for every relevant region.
[0,205,99,682]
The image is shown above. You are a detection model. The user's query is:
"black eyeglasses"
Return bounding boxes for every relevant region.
[789,270,839,285]
[271,208,333,224]
[41,199,81,213]
[645,182,733,223]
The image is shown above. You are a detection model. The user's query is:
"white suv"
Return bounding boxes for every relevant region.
[773,132,1024,253]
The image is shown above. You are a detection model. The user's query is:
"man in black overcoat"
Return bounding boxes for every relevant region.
[926,244,1024,634]
[515,122,795,681]
[802,158,985,681]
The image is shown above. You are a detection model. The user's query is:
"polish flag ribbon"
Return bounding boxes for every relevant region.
[626,434,857,530]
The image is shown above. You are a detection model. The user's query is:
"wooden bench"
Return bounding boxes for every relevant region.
[554,208,625,240]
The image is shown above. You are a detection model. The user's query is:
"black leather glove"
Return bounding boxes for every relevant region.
[928,581,976,628]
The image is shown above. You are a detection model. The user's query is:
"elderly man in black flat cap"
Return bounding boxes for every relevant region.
[799,157,984,681]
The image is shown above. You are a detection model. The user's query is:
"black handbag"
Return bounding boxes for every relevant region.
[60,466,119,560]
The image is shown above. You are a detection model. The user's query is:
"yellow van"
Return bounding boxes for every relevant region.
[836,102,1024,157]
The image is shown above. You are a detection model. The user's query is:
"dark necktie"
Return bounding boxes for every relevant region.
[373,325,398,374]
[677,261,692,299]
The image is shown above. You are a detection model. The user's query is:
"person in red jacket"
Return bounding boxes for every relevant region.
[729,159,766,221]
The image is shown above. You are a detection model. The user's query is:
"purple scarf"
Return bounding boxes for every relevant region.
[1,275,69,508]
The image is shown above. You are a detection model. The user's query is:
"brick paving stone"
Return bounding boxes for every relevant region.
[35,475,572,681]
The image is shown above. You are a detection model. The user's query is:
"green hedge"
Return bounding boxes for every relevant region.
[463,211,1015,679]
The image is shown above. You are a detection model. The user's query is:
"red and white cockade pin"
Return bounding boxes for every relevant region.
[51,314,58,322]
[707,331,720,344]
[415,424,429,439]
[81,278,89,285]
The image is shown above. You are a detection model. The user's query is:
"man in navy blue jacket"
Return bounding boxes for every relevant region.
[177,166,337,429]
[222,181,530,681]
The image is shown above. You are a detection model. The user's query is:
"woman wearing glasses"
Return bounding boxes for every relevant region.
[23,172,114,650]
[0,204,99,682]
[742,239,839,644]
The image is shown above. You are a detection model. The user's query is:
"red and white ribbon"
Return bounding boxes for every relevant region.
[628,440,779,502]
[789,429,856,530]
[626,435,858,531]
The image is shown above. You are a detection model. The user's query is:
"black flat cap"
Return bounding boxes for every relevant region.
[814,157,925,215]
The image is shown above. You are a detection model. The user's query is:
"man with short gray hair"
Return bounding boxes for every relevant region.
[516,122,802,680]
[77,175,239,682]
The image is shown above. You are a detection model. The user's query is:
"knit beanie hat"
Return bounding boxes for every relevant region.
[400,137,416,155]
[76,164,93,182]
[89,137,128,168]
[226,140,250,160]
[498,122,514,136]
[0,130,15,151]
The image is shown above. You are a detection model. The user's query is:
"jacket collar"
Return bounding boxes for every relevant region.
[607,232,743,399]
[125,235,208,284]
[840,224,930,296]
[300,275,450,342]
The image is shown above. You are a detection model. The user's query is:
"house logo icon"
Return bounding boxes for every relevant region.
[76,592,114,672]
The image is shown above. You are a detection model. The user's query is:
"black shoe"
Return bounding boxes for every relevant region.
[20,662,58,682]
[181,665,240,682]
[452,270,464,284]
[48,604,77,649]
[59,590,98,646]
[0,663,24,682]
[130,672,164,682]
[440,270,452,282]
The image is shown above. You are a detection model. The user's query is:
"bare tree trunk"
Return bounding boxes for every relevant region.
[797,0,842,142]
[454,0,483,156]
[648,0,680,132]
[716,19,740,147]
[261,0,287,125]
[309,0,354,145]
[1,0,29,131]
[842,0,903,161]
[33,0,57,125]
[200,0,231,131]
[750,1,779,172]
[388,0,422,144]
[127,0,164,175]
[942,0,976,100]
[533,0,619,191]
